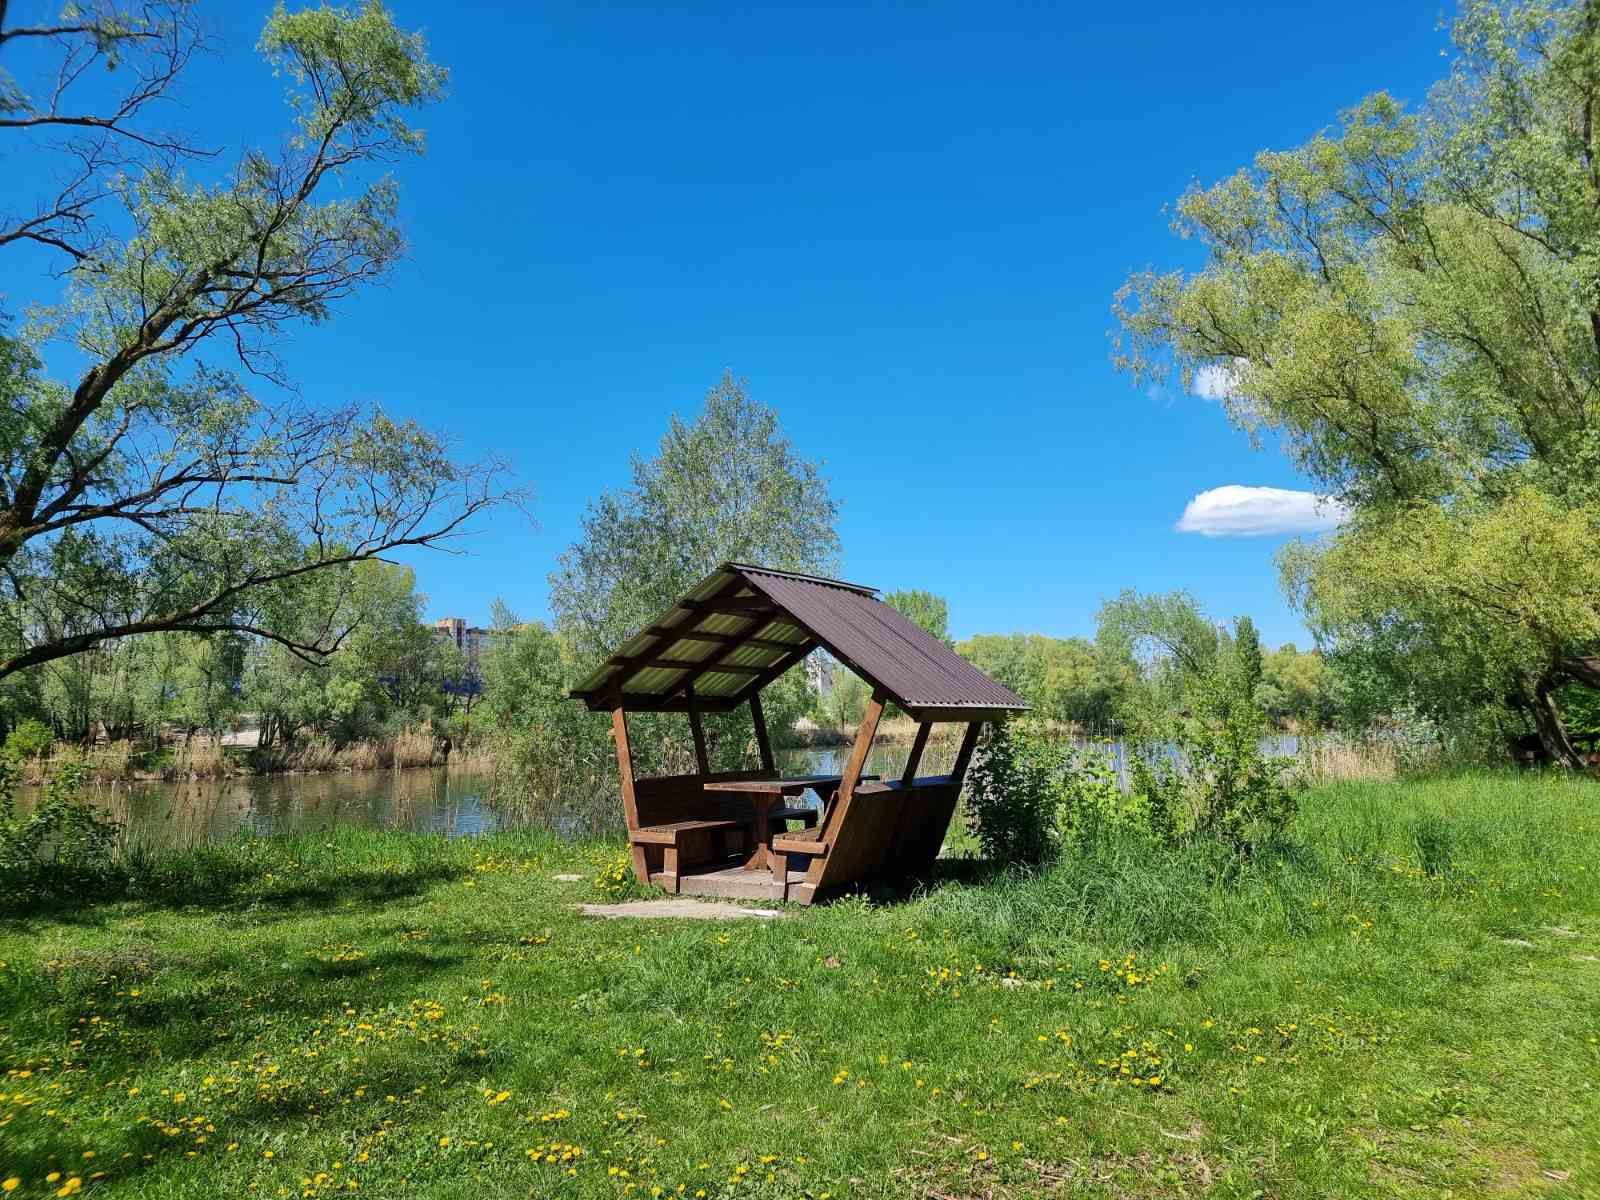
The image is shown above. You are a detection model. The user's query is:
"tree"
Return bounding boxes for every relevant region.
[1234,615,1263,697]
[955,632,1126,726]
[1095,591,1221,687]
[1256,643,1330,728]
[1115,0,1600,766]
[884,589,951,647]
[244,561,447,748]
[0,1,509,683]
[549,373,838,767]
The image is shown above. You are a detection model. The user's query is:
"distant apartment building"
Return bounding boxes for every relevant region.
[433,617,492,677]
[805,651,835,698]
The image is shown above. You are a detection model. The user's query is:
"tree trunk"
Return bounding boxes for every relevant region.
[1527,674,1585,769]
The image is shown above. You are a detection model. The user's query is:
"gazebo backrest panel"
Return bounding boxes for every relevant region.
[569,563,1029,720]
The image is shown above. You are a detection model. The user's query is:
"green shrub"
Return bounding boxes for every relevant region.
[3,717,53,761]
[965,721,1150,867]
[1129,670,1300,856]
[0,759,126,908]
[963,721,1062,868]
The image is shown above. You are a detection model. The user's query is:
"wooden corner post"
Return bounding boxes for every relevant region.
[901,721,932,786]
[687,688,710,776]
[749,692,775,774]
[612,707,650,882]
[840,692,885,803]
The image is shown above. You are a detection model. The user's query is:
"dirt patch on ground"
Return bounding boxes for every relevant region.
[576,899,786,920]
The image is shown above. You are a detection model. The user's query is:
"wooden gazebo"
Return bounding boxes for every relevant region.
[569,563,1029,903]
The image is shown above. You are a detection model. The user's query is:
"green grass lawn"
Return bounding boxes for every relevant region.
[1,772,1597,1198]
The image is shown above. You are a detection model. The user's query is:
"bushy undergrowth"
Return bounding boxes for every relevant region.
[1129,672,1299,857]
[0,761,126,906]
[967,695,1301,871]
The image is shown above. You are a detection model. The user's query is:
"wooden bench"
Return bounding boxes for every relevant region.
[634,818,745,891]
[625,770,777,891]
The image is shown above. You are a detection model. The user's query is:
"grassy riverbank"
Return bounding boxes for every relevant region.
[1,772,1595,1198]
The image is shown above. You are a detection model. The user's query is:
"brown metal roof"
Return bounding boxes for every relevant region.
[569,562,1029,720]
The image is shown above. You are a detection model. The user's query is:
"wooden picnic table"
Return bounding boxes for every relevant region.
[703,774,878,869]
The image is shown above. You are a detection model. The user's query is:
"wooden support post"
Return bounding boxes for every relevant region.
[770,850,789,901]
[613,707,650,882]
[795,692,886,904]
[951,720,984,784]
[839,692,885,804]
[901,721,932,786]
[662,846,680,893]
[749,693,775,774]
[687,690,710,776]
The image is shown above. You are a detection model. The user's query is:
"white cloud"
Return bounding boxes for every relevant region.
[1176,485,1349,537]
[1191,358,1246,401]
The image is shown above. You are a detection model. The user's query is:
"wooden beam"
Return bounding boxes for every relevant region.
[679,596,778,615]
[904,706,1028,724]
[600,577,751,708]
[687,692,710,776]
[646,627,802,653]
[589,694,743,713]
[900,721,932,786]
[657,596,788,706]
[613,707,651,884]
[749,693,775,773]
[839,692,886,805]
[951,720,984,785]
[613,707,639,827]
[640,658,764,675]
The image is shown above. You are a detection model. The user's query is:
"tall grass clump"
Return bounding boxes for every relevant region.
[170,735,228,778]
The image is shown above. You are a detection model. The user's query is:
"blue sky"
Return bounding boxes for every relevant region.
[4,1,1451,646]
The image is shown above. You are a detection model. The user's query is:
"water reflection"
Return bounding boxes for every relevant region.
[30,768,501,850]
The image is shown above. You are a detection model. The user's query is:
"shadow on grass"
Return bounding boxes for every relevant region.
[821,856,1008,907]
[0,859,466,934]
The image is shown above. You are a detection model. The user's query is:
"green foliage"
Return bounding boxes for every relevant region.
[1129,670,1300,856]
[1256,642,1331,728]
[1114,0,1600,761]
[2,718,53,761]
[1234,615,1262,695]
[963,721,1061,867]
[956,633,1127,725]
[245,562,455,750]
[478,614,616,834]
[0,1,503,686]
[0,761,125,908]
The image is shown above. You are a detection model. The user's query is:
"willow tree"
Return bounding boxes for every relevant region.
[1115,0,1600,765]
[0,2,506,680]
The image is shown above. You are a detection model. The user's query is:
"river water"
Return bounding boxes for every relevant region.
[41,735,1298,850]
